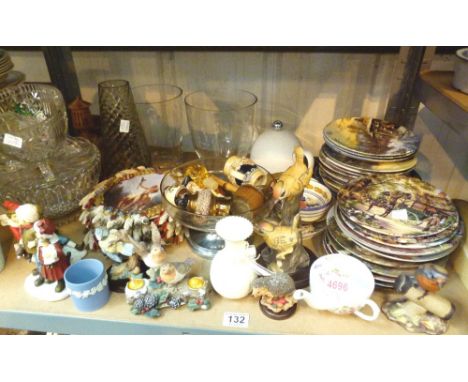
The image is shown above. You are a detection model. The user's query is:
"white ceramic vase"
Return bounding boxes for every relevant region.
[210,216,258,299]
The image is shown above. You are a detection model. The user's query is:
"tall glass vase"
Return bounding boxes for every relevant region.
[133,84,184,171]
[184,89,257,159]
[98,80,151,177]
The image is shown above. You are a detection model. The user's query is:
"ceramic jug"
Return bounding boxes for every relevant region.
[210,216,265,299]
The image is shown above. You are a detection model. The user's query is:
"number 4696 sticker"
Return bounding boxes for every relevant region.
[223,312,249,328]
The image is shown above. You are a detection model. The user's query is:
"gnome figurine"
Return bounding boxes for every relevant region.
[0,201,41,260]
[34,219,70,293]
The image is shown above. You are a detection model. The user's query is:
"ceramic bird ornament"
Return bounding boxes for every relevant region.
[273,146,313,201]
[257,214,301,271]
[382,263,455,335]
[159,259,195,285]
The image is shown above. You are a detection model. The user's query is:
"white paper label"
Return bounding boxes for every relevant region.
[391,209,408,221]
[222,312,249,328]
[119,119,130,133]
[3,133,23,148]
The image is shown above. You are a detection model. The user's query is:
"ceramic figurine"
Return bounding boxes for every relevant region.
[210,216,260,299]
[79,167,184,292]
[1,201,86,300]
[223,156,269,188]
[252,272,297,320]
[273,146,313,225]
[256,146,314,276]
[257,214,309,274]
[0,201,40,259]
[126,263,212,318]
[33,219,70,292]
[159,259,194,285]
[31,222,86,300]
[382,264,455,334]
[165,184,231,216]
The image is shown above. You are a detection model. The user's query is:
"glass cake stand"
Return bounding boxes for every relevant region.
[161,157,274,259]
[0,84,101,218]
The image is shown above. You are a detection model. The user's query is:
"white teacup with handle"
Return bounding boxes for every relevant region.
[293,253,380,321]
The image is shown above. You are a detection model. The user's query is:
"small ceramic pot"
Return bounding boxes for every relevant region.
[64,259,110,312]
[453,48,468,94]
[125,278,149,304]
[299,179,333,223]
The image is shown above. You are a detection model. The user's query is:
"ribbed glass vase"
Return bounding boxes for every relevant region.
[98,80,151,177]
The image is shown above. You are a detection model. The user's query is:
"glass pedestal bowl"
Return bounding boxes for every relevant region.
[161,157,274,259]
[0,84,101,218]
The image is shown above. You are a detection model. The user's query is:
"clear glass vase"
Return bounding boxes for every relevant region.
[133,84,184,170]
[98,80,151,177]
[184,89,257,159]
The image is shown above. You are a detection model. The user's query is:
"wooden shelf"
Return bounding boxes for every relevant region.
[1,222,468,335]
[416,71,468,132]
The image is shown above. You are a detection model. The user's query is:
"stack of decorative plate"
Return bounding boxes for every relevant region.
[318,117,420,193]
[299,178,332,240]
[0,49,25,89]
[323,175,463,289]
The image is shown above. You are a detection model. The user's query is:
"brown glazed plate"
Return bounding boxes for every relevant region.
[334,207,462,261]
[339,206,460,248]
[326,215,420,269]
[323,117,420,161]
[338,175,459,237]
[320,144,417,174]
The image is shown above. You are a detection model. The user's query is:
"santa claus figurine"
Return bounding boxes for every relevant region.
[34,219,70,293]
[0,201,40,259]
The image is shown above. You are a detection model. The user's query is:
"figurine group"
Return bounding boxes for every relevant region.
[0,201,86,300]
[382,264,455,334]
[79,167,183,288]
[125,263,211,318]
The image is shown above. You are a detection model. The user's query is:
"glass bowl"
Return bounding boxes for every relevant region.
[161,157,274,257]
[0,84,68,162]
[0,137,101,218]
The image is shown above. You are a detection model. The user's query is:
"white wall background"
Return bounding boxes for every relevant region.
[6,48,468,200]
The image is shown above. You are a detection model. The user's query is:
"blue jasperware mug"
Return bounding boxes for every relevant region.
[64,258,110,312]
